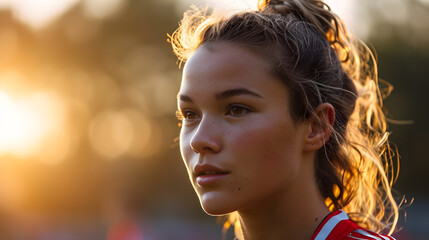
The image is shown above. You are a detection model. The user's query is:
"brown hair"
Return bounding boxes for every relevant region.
[170,0,399,237]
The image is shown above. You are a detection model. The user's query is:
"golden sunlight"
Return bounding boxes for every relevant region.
[0,90,65,161]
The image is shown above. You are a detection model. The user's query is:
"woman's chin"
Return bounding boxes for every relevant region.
[199,193,237,216]
[201,205,232,216]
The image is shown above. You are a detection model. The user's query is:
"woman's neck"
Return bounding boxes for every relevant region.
[237,159,330,240]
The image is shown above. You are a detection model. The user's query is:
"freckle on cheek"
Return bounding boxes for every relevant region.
[238,188,241,191]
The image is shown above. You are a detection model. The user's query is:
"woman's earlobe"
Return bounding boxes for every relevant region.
[304,103,335,151]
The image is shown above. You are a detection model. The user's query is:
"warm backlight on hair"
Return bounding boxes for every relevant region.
[0,90,65,159]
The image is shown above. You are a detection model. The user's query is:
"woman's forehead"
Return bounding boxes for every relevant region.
[179,43,288,105]
[182,43,272,84]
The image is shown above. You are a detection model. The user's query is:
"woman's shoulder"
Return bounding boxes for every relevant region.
[311,210,396,240]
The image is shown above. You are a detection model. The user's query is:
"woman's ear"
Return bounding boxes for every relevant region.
[304,103,335,152]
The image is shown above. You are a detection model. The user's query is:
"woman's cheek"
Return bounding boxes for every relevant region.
[229,122,277,151]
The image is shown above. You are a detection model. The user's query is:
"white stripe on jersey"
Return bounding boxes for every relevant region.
[351,229,395,240]
[314,210,349,240]
[352,229,382,240]
[348,236,372,240]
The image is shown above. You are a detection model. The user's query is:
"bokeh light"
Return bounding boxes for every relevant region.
[0,0,80,29]
[89,108,153,159]
[83,0,125,19]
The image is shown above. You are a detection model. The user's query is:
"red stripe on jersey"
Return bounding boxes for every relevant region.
[326,219,359,240]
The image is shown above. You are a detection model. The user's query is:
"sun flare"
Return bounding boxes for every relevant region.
[0,90,63,157]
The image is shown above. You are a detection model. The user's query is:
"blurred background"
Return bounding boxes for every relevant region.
[0,0,427,239]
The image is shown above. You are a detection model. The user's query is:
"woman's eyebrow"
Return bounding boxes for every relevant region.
[215,88,263,100]
[178,94,193,103]
[178,88,263,103]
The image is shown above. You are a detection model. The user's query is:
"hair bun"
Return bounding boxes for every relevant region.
[259,0,349,61]
[260,0,332,33]
[267,0,296,13]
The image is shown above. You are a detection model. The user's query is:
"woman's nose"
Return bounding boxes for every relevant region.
[189,118,222,154]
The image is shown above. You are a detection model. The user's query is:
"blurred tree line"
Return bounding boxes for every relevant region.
[365,0,429,198]
[0,0,427,238]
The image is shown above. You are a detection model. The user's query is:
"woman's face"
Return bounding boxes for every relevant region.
[177,43,310,215]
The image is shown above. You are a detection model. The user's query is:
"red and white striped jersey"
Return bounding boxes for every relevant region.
[311,210,396,240]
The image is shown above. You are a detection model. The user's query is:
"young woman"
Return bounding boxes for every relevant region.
[170,0,400,239]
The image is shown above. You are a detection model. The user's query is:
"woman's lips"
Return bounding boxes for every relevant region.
[196,173,229,186]
[194,164,230,186]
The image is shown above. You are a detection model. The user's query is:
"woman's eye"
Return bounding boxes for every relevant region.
[177,109,199,121]
[184,111,198,120]
[226,105,251,116]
